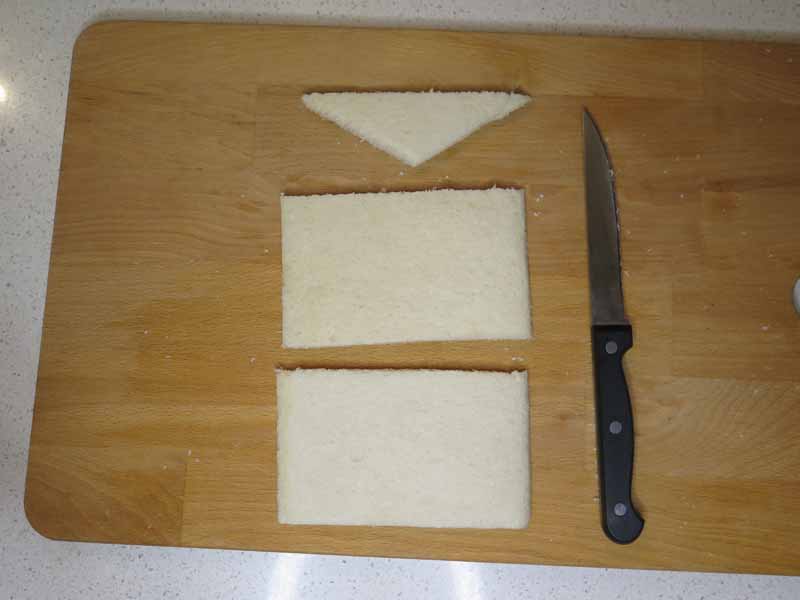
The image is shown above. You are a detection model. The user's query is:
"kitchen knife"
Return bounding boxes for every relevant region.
[583,109,644,544]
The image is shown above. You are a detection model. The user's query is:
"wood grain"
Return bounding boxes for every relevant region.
[26,21,800,574]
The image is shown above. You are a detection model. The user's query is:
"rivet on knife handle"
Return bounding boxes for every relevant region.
[583,109,644,544]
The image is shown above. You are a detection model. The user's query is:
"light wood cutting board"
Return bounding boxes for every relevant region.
[26,21,800,574]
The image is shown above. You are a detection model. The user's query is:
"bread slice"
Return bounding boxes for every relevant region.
[302,91,531,167]
[277,368,530,528]
[281,188,532,348]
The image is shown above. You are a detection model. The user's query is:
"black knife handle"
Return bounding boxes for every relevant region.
[591,324,644,544]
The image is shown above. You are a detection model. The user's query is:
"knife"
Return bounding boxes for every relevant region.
[583,109,644,544]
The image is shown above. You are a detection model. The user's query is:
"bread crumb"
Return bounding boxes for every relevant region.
[143,330,149,335]
[250,357,256,364]
[187,449,192,456]
[761,324,770,331]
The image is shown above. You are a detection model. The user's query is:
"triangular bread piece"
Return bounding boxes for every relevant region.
[302,91,531,167]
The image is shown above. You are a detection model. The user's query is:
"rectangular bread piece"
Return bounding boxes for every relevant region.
[280,188,532,348]
[277,368,531,529]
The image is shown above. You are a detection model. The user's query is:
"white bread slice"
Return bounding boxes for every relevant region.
[277,368,530,528]
[281,188,532,348]
[302,91,531,167]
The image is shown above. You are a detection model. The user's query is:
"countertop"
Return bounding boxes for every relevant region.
[2,2,800,599]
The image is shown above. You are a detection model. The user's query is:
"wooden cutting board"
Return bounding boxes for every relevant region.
[26,21,800,574]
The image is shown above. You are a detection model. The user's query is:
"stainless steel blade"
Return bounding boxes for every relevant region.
[584,109,627,326]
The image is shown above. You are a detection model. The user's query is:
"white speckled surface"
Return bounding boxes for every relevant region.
[2,1,800,598]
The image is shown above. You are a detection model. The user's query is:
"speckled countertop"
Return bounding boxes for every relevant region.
[2,2,800,599]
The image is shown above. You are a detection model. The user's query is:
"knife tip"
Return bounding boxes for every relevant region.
[583,107,596,129]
